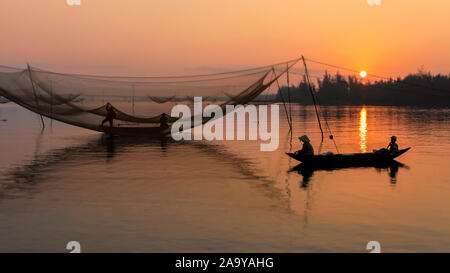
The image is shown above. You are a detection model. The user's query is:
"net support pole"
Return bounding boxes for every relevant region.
[27,64,45,129]
[286,63,293,128]
[50,80,53,128]
[272,67,292,133]
[301,56,323,142]
[132,85,135,116]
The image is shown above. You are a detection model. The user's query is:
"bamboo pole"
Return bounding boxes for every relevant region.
[27,64,45,129]
[301,56,323,142]
[272,67,292,132]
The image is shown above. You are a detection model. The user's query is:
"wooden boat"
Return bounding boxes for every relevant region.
[286,147,410,167]
[100,126,170,137]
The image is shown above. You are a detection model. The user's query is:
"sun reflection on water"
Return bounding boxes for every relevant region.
[359,107,367,152]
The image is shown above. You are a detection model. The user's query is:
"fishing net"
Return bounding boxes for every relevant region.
[0,59,298,135]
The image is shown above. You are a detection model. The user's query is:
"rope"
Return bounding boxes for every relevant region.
[302,57,341,153]
[40,68,273,85]
[305,57,448,94]
[27,58,303,79]
[315,99,340,154]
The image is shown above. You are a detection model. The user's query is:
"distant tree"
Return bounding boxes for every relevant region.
[274,71,450,107]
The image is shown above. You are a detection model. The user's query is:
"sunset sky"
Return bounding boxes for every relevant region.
[1,0,448,77]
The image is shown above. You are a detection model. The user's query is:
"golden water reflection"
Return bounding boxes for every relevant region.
[359,107,367,152]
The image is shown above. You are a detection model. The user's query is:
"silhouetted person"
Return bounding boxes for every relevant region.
[388,136,399,153]
[101,103,116,127]
[296,135,314,156]
[160,113,169,129]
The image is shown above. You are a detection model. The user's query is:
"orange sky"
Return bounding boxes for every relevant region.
[0,0,448,77]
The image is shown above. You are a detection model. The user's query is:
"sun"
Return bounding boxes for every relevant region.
[360,70,367,78]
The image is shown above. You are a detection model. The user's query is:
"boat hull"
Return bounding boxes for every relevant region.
[286,147,410,167]
[100,126,171,137]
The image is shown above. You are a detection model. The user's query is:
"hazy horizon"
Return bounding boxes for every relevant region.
[1,0,449,77]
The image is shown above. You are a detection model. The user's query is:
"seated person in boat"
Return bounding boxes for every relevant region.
[388,136,399,153]
[160,113,169,129]
[101,103,116,127]
[296,135,314,156]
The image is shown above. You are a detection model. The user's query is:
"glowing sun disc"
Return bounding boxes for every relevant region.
[360,70,367,78]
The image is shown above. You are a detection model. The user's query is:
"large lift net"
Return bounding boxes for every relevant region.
[0,59,298,136]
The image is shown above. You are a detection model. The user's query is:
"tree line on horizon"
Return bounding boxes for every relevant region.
[257,70,450,107]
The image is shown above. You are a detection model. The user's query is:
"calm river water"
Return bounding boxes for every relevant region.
[0,103,449,252]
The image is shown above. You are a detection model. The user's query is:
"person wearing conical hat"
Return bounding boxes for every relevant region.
[296,135,314,156]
